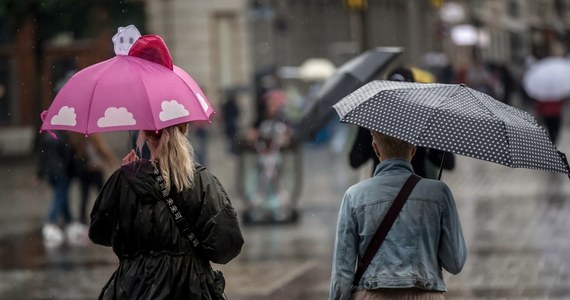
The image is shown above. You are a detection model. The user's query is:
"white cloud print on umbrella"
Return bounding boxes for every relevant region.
[48,99,199,130]
[159,100,190,121]
[92,100,194,129]
[50,106,77,126]
[97,107,137,127]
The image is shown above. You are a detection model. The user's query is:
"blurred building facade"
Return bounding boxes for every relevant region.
[0,7,116,156]
[443,0,570,69]
[142,0,442,117]
[143,0,570,103]
[4,0,570,156]
[145,0,253,108]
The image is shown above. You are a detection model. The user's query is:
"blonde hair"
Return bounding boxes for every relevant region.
[371,131,414,159]
[137,124,195,193]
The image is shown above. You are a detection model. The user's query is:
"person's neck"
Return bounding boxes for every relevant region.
[380,155,411,162]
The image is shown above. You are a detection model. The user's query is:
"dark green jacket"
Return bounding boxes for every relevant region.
[89,160,244,299]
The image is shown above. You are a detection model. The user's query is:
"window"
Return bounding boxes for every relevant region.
[212,13,239,89]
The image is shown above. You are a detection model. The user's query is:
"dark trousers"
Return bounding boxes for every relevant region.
[48,177,72,224]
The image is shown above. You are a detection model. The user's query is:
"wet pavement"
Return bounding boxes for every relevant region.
[1,124,570,299]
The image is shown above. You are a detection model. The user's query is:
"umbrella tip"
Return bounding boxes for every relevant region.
[40,110,48,122]
[557,151,570,180]
[41,130,58,140]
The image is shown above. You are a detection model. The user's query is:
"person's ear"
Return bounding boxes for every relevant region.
[411,147,416,158]
[372,140,382,161]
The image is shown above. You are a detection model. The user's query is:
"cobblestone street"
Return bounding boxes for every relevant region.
[1,123,570,299]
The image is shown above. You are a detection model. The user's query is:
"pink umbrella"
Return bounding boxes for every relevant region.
[40,31,214,135]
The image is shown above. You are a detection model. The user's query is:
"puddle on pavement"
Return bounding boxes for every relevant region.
[0,230,115,271]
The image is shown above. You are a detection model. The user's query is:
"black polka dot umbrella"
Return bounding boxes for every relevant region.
[333,80,570,176]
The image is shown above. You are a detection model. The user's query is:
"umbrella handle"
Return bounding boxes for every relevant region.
[437,152,446,181]
[557,151,570,180]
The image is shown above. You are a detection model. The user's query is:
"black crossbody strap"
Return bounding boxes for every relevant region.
[352,174,421,287]
[153,166,200,247]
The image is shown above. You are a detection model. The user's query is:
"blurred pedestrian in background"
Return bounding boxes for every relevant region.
[188,125,209,166]
[522,56,570,145]
[349,125,380,177]
[329,131,467,300]
[247,89,292,143]
[244,89,295,222]
[37,131,81,247]
[68,133,118,225]
[487,62,515,105]
[89,123,244,299]
[221,89,241,155]
[534,98,566,144]
[465,55,495,97]
[37,66,90,247]
[253,65,281,130]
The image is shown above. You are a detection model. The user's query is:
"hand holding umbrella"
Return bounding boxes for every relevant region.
[122,149,140,166]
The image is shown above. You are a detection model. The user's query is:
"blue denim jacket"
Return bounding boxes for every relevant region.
[329,159,467,300]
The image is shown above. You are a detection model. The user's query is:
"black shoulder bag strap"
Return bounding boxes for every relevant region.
[152,165,200,247]
[352,174,421,287]
[153,165,228,300]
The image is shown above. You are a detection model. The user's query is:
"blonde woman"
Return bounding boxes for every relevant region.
[89,123,244,299]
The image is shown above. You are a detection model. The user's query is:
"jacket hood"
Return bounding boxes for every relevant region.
[120,159,206,203]
[120,159,166,203]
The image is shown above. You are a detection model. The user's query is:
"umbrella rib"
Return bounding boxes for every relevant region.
[461,86,496,116]
[136,64,158,131]
[415,84,462,147]
[84,58,120,135]
[85,81,99,135]
[174,67,211,121]
[459,85,515,167]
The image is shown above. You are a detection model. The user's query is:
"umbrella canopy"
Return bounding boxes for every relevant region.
[522,57,570,101]
[293,47,403,141]
[40,28,214,135]
[298,58,336,81]
[333,80,570,175]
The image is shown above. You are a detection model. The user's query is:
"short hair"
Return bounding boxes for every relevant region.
[371,131,414,158]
